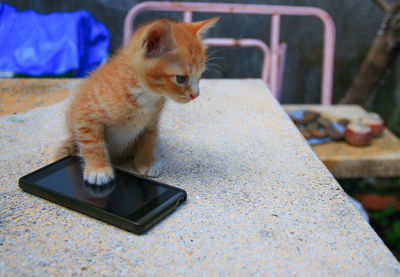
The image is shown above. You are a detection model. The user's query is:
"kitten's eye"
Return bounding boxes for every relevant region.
[176,75,188,85]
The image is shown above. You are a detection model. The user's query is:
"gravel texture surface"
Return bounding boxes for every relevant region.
[1,79,399,276]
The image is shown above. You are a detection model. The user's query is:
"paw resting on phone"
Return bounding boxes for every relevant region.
[136,161,163,178]
[84,166,114,185]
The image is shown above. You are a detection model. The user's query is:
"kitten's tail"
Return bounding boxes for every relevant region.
[55,137,78,160]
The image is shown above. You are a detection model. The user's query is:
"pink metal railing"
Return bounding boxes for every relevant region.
[202,37,272,84]
[123,1,335,105]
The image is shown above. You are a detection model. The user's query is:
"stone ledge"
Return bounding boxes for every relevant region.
[1,79,399,275]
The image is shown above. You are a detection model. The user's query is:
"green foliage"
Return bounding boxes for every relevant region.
[370,207,400,251]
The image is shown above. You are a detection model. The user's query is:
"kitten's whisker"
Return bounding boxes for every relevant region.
[175,95,191,100]
[198,96,205,110]
[207,47,228,58]
[206,60,223,68]
[205,62,223,70]
[206,57,225,63]
[204,62,223,78]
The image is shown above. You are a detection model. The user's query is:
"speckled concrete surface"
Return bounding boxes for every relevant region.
[0,78,77,115]
[1,79,399,276]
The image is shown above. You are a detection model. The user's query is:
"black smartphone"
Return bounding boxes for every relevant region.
[18,156,187,234]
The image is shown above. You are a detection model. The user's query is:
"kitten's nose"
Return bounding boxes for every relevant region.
[190,91,199,99]
[190,81,200,99]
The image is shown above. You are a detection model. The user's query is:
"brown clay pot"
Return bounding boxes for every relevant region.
[359,112,384,137]
[345,122,373,146]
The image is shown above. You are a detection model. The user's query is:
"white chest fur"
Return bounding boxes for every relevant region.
[134,88,162,113]
[105,120,145,158]
[105,87,162,158]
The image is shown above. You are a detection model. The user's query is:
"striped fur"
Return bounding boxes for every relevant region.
[55,17,218,185]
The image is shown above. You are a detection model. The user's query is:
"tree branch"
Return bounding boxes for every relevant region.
[371,0,392,13]
[392,2,400,13]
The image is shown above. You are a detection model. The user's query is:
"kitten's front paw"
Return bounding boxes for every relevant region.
[137,161,163,178]
[84,166,114,185]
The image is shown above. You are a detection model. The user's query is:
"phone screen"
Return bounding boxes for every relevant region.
[21,156,182,221]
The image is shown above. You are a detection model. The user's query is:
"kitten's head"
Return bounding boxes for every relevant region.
[130,17,219,103]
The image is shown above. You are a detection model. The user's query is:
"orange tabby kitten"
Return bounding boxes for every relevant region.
[55,17,218,185]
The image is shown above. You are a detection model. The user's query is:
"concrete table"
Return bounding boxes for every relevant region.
[285,104,400,178]
[1,79,399,275]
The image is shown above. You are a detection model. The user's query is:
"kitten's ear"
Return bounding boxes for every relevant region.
[142,20,175,58]
[191,17,219,39]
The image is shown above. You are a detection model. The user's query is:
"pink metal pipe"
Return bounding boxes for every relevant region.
[183,11,192,23]
[320,13,335,105]
[278,43,288,96]
[203,38,270,83]
[269,14,281,99]
[123,1,335,104]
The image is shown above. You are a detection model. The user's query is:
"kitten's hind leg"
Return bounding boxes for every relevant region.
[77,123,114,185]
[55,136,78,160]
[133,124,163,178]
[137,160,163,178]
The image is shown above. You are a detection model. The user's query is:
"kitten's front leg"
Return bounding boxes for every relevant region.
[133,123,163,178]
[76,122,114,185]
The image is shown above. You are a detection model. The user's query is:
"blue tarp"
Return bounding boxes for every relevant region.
[0,4,109,77]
